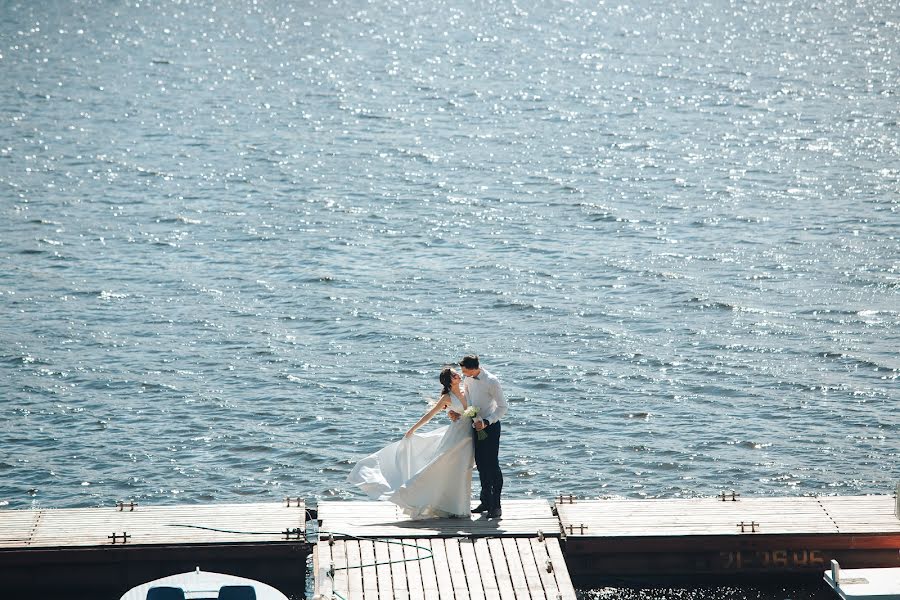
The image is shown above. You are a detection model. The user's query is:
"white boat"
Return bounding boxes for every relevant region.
[119,567,290,600]
[825,559,900,600]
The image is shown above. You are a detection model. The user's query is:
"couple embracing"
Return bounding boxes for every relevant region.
[348,355,507,519]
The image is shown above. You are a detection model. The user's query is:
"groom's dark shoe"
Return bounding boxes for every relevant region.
[471,504,487,514]
[487,508,502,519]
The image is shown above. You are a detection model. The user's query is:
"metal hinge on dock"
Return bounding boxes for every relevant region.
[736,521,759,533]
[557,494,576,504]
[565,524,588,535]
[284,497,303,507]
[116,501,138,511]
[719,491,741,502]
[108,532,131,544]
[282,528,304,540]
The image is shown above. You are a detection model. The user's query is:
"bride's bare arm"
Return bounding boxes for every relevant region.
[405,394,451,438]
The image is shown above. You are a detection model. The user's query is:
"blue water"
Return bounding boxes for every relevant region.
[1,0,898,596]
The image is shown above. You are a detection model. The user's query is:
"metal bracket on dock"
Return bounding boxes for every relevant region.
[736,521,759,533]
[116,501,138,511]
[284,497,303,507]
[719,491,741,502]
[327,532,334,547]
[537,529,545,542]
[108,532,131,544]
[565,524,588,535]
[546,559,554,573]
[282,528,304,541]
[557,494,576,504]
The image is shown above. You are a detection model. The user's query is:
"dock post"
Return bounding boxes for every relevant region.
[831,559,841,585]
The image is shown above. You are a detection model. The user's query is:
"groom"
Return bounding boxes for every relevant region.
[455,354,507,519]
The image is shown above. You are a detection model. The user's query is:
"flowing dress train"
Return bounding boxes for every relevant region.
[347,393,474,519]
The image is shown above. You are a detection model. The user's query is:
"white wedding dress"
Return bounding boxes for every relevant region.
[347,393,474,519]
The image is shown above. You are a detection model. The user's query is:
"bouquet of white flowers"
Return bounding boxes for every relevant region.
[462,406,488,441]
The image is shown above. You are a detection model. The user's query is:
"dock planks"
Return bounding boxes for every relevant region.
[817,496,900,533]
[314,499,575,599]
[0,501,306,549]
[557,494,900,577]
[3,492,899,593]
[556,495,900,538]
[0,501,311,597]
[314,536,578,600]
[318,499,559,539]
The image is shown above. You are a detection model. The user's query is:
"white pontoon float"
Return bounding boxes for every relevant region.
[825,559,900,600]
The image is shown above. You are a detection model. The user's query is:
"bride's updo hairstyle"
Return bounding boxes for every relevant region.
[439,367,453,395]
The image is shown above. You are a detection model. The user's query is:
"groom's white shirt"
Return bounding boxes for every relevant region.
[464,368,507,425]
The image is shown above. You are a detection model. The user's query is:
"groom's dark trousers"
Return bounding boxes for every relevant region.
[474,421,503,511]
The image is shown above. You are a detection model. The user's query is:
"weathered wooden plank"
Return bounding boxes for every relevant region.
[458,539,486,600]
[515,537,545,600]
[499,538,531,600]
[332,540,350,598]
[402,538,426,600]
[374,538,394,600]
[314,540,334,600]
[415,538,441,600]
[358,539,380,600]
[346,540,365,600]
[429,538,457,600]
[446,537,474,600]
[529,538,559,600]
[544,538,577,600]
[487,537,516,600]
[388,537,410,600]
[472,538,502,600]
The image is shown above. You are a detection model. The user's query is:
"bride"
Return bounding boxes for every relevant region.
[347,367,474,519]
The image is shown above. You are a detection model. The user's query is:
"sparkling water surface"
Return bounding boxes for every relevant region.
[1,0,898,597]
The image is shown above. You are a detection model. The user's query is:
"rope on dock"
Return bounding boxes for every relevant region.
[164,523,436,600]
[166,524,283,535]
[314,531,435,600]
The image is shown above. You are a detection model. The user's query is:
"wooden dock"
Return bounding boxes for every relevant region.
[313,499,577,600]
[318,499,561,539]
[1,492,898,597]
[0,501,306,548]
[0,500,310,597]
[557,493,900,581]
